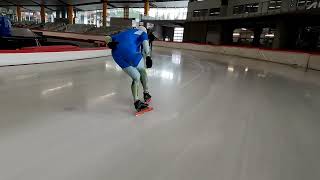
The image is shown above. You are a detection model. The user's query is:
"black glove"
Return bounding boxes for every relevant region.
[107,41,119,49]
[146,56,152,68]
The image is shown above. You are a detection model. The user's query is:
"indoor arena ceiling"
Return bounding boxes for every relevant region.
[0,0,189,12]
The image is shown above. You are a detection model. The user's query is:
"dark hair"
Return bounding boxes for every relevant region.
[107,27,129,36]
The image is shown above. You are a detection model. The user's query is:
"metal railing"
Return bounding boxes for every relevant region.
[186,1,317,22]
[141,15,187,21]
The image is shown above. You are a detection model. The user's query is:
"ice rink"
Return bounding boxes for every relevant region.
[0,47,320,180]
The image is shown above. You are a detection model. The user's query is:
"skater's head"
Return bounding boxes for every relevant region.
[105,35,112,44]
[137,26,147,33]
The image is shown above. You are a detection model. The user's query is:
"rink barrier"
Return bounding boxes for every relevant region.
[153,41,320,71]
[0,45,111,67]
[308,54,320,70]
[32,30,106,45]
[27,31,320,71]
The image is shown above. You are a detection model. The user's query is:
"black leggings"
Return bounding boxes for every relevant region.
[149,41,153,51]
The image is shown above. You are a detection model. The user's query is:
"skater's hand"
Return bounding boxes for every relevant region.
[107,41,119,49]
[146,56,152,68]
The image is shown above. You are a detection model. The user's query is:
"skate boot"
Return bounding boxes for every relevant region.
[134,100,149,112]
[143,92,152,103]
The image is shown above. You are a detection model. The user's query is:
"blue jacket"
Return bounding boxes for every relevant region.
[111,28,148,68]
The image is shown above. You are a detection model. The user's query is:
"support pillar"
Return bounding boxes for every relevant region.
[67,5,73,24]
[144,0,149,16]
[272,20,298,49]
[220,24,234,45]
[40,5,45,23]
[61,9,66,18]
[124,7,129,19]
[102,1,108,26]
[56,10,61,18]
[16,6,21,22]
[252,27,262,47]
[73,9,77,24]
[183,22,208,43]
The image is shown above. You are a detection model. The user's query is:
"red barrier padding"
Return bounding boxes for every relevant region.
[21,45,80,52]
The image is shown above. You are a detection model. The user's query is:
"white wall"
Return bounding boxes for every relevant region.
[153,41,320,71]
[309,54,320,70]
[0,49,111,67]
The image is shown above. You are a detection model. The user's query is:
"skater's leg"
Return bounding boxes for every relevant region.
[136,58,152,102]
[136,58,148,93]
[140,68,148,92]
[131,80,139,101]
[123,66,149,111]
[123,66,140,102]
[149,41,152,52]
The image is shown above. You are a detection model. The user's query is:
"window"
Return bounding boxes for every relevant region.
[200,9,209,16]
[245,4,251,13]
[233,3,258,14]
[209,8,220,16]
[174,27,184,42]
[193,10,200,17]
[269,0,282,10]
[149,8,187,20]
[245,3,259,13]
[238,5,245,14]
[297,0,306,6]
[233,5,245,14]
[233,6,239,14]
[193,9,208,17]
[251,3,259,12]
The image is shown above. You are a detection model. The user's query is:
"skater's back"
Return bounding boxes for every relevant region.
[111,28,148,68]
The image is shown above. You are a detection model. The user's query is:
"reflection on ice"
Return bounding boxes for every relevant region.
[105,63,112,69]
[115,64,122,71]
[42,82,73,96]
[147,69,174,80]
[172,51,182,65]
[14,73,39,80]
[257,73,267,78]
[105,63,122,71]
[88,92,117,106]
[161,70,174,80]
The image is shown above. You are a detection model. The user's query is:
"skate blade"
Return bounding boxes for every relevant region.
[135,107,153,117]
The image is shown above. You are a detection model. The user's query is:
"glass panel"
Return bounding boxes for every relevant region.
[174,27,184,42]
[209,8,220,16]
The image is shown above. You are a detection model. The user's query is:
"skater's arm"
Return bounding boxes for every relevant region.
[138,32,151,57]
[142,40,151,57]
